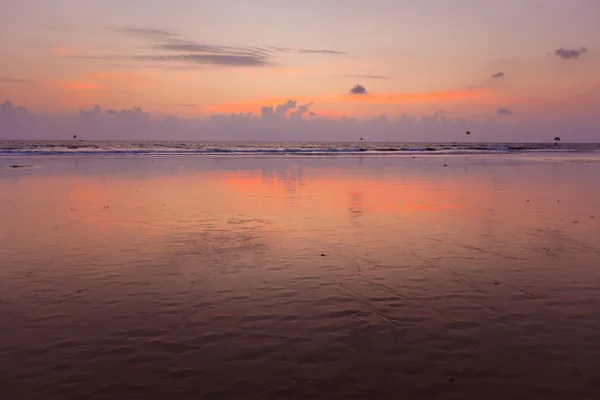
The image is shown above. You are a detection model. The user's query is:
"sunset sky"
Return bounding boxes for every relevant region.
[1,0,599,141]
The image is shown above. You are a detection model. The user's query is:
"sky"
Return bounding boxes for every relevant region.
[1,0,599,141]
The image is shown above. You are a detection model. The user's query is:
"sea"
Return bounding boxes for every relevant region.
[0,140,598,157]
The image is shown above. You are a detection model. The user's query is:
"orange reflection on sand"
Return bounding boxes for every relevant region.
[216,169,463,216]
[22,160,502,246]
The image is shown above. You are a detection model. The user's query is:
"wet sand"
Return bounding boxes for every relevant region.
[1,154,600,399]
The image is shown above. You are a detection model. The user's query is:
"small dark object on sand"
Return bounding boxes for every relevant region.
[447,376,455,383]
[573,221,579,224]
[9,165,32,168]
[444,164,447,167]
[493,281,500,285]
[321,254,326,257]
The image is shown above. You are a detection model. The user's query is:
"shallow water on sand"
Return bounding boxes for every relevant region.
[1,154,600,399]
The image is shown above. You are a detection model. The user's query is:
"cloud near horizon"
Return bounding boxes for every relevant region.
[497,107,513,115]
[491,72,505,79]
[2,100,597,143]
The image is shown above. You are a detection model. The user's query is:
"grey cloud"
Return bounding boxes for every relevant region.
[400,114,416,124]
[258,100,313,120]
[118,27,180,39]
[1,101,30,119]
[155,43,270,57]
[64,55,127,60]
[261,106,274,119]
[275,100,298,117]
[345,74,390,80]
[3,100,598,142]
[0,77,33,83]
[421,114,438,124]
[290,102,314,119]
[350,84,367,95]
[297,49,346,55]
[209,112,255,123]
[554,47,588,60]
[134,54,268,67]
[421,110,450,123]
[491,72,505,78]
[77,28,347,70]
[497,107,513,115]
[269,46,346,55]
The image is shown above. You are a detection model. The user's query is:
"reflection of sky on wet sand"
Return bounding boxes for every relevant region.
[1,155,599,269]
[2,154,600,256]
[2,154,599,302]
[1,154,600,398]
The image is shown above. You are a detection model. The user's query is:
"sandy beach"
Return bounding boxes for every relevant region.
[1,153,600,399]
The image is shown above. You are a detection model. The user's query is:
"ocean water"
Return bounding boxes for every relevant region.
[0,140,598,157]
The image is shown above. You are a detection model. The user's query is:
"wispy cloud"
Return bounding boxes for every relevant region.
[155,43,269,56]
[117,27,181,40]
[269,46,346,55]
[491,72,505,78]
[0,77,32,83]
[135,54,268,67]
[345,74,391,80]
[178,104,199,107]
[554,47,588,60]
[149,43,270,66]
[296,49,346,55]
[64,28,347,68]
[497,107,513,115]
[350,84,367,95]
